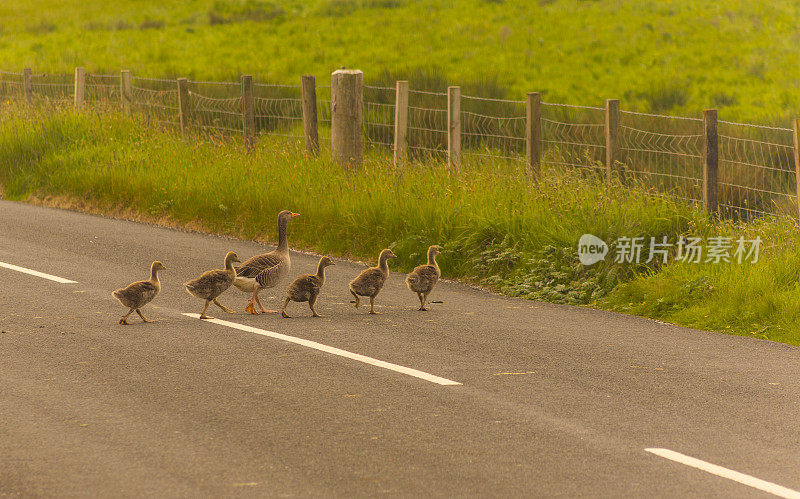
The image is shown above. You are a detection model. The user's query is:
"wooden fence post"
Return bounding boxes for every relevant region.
[74,67,85,108]
[241,75,255,149]
[526,92,541,179]
[331,69,363,169]
[301,75,319,156]
[23,68,32,103]
[793,118,800,219]
[177,77,190,137]
[605,98,620,183]
[394,80,409,168]
[703,109,719,217]
[447,86,461,170]
[120,70,132,113]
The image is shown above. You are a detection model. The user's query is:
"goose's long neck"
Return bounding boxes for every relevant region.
[277,218,289,253]
[316,261,327,283]
[378,255,390,276]
[150,265,160,283]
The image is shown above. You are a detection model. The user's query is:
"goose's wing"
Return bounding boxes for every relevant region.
[254,254,289,288]
[235,252,282,278]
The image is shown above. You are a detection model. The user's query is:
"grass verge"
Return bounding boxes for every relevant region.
[1,104,799,345]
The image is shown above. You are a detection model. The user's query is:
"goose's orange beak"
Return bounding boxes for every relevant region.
[291,212,301,218]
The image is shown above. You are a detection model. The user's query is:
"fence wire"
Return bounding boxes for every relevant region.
[718,120,796,218]
[188,81,242,135]
[30,73,73,102]
[87,74,120,103]
[461,94,525,164]
[130,77,179,126]
[541,102,605,173]
[364,85,395,148]
[253,83,302,140]
[407,89,447,161]
[619,111,703,203]
[0,71,24,101]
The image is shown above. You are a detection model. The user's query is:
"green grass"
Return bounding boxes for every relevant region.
[2,104,800,345]
[1,0,799,124]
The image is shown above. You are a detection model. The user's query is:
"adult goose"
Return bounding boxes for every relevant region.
[233,210,299,314]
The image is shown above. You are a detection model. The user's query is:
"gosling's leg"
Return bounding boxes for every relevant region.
[255,291,276,314]
[350,290,360,308]
[119,307,135,325]
[136,309,153,323]
[199,300,213,320]
[281,296,291,318]
[369,296,378,314]
[213,299,235,314]
[309,294,321,318]
[245,286,259,315]
[417,292,427,311]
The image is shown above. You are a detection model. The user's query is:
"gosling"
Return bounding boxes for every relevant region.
[349,249,397,314]
[112,261,166,325]
[185,251,240,320]
[406,245,441,311]
[281,256,335,318]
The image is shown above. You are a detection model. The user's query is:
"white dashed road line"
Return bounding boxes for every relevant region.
[0,261,78,284]
[646,448,800,498]
[183,313,462,386]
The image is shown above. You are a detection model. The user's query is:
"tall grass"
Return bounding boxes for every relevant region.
[2,104,800,344]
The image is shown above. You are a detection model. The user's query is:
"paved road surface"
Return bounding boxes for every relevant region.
[1,200,798,497]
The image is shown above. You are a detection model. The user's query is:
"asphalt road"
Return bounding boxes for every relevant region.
[1,200,799,498]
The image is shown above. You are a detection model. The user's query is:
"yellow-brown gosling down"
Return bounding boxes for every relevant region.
[281,256,335,318]
[406,245,441,311]
[112,261,166,325]
[349,249,397,314]
[185,251,240,320]
[233,210,299,315]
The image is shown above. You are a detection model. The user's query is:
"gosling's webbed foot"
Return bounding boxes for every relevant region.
[312,313,321,318]
[119,318,130,325]
[199,315,214,320]
[369,310,379,315]
[281,311,291,318]
[418,307,429,311]
[263,310,279,314]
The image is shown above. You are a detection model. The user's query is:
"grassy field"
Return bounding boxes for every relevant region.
[2,104,800,345]
[1,0,799,124]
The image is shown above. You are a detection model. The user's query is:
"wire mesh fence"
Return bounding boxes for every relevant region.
[3,67,799,220]
[718,121,797,218]
[540,102,605,174]
[619,111,704,204]
[130,77,180,127]
[87,74,120,104]
[407,89,448,161]
[461,94,526,164]
[0,71,25,101]
[253,83,303,140]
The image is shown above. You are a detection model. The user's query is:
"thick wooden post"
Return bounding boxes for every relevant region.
[301,75,319,156]
[393,80,409,168]
[703,109,719,216]
[74,67,85,108]
[241,75,255,149]
[120,70,132,113]
[23,68,32,103]
[605,99,620,182]
[793,118,800,219]
[331,69,363,169]
[177,77,190,136]
[526,92,541,178]
[447,86,461,170]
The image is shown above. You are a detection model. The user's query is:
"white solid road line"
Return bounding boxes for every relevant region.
[0,261,78,284]
[183,313,462,386]
[646,448,800,498]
